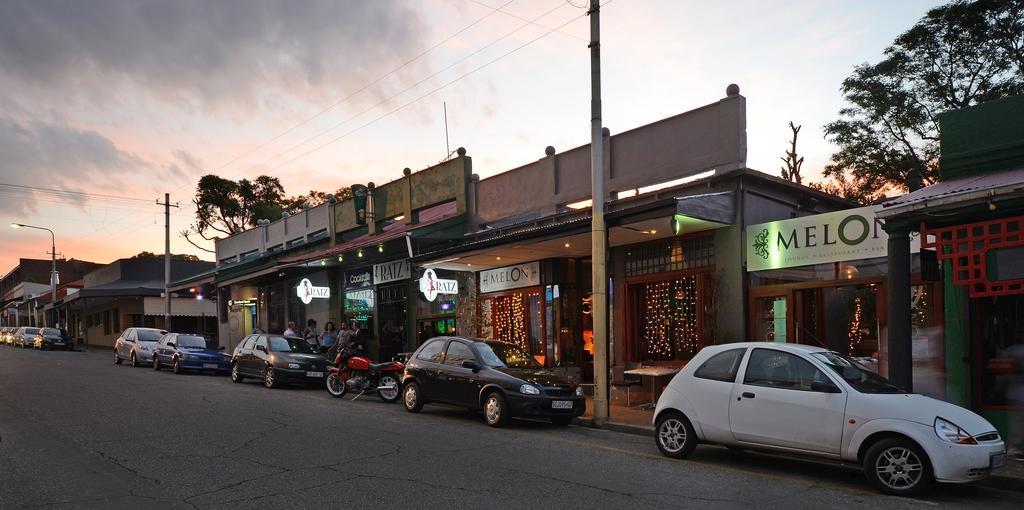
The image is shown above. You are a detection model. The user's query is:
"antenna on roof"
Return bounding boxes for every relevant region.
[443,101,450,159]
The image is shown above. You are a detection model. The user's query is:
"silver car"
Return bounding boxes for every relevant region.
[13,327,41,348]
[113,327,167,367]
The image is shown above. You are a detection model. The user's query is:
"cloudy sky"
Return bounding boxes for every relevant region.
[0,0,943,276]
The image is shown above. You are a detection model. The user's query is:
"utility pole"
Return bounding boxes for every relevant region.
[157,193,179,331]
[589,0,609,425]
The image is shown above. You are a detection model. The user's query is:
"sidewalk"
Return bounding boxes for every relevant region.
[572,416,1024,492]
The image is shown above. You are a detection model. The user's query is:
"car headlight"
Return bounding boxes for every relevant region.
[575,386,584,398]
[934,417,977,445]
[519,384,540,395]
[184,354,198,360]
[287,363,300,369]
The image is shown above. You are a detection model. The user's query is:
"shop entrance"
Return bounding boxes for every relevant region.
[377,283,407,361]
[975,294,1024,410]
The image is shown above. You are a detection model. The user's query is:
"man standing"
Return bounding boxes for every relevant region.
[302,318,319,350]
[283,321,297,337]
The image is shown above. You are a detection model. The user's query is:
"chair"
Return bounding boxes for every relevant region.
[612,362,643,407]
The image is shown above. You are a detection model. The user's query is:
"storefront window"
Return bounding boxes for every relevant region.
[632,275,706,361]
[753,295,788,343]
[479,289,544,362]
[978,294,1024,408]
[344,288,375,327]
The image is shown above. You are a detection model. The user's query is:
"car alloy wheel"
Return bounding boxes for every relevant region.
[153,357,161,371]
[404,382,423,413]
[377,374,401,403]
[130,352,138,367]
[655,412,697,459]
[865,438,933,496]
[484,392,509,427]
[173,358,182,374]
[114,351,122,365]
[263,367,277,388]
[230,363,244,383]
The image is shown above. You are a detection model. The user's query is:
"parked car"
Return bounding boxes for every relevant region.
[33,328,71,350]
[402,337,585,427]
[653,342,1006,496]
[153,333,230,374]
[113,327,167,366]
[229,334,328,388]
[0,327,14,345]
[12,327,41,348]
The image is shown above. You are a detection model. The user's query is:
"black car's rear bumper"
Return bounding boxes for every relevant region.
[274,367,327,385]
[505,394,586,418]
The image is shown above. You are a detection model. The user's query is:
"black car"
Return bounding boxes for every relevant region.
[230,334,328,388]
[402,337,585,427]
[33,328,71,350]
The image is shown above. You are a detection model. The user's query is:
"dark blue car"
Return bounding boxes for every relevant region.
[153,333,230,375]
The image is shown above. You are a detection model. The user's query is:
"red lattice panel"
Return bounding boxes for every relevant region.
[921,216,1024,297]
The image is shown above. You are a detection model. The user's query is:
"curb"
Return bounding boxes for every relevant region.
[572,416,1024,493]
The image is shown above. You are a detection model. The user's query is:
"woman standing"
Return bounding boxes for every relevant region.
[320,321,338,356]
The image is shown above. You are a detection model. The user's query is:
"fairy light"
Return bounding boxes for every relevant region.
[643,276,700,359]
[848,295,864,354]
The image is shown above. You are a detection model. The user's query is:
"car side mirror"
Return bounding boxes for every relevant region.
[256,345,268,353]
[218,346,225,351]
[462,360,480,372]
[811,381,841,393]
[166,342,175,348]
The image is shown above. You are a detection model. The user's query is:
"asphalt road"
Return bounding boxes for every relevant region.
[0,347,1019,510]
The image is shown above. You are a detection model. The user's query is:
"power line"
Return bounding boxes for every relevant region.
[270,3,599,172]
[0,182,157,205]
[170,0,519,195]
[466,0,587,41]
[257,0,571,171]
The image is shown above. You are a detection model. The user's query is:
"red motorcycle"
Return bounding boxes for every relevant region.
[325,344,404,402]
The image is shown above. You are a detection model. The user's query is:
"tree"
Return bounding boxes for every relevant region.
[182,174,288,251]
[779,122,805,185]
[822,0,1024,202]
[281,187,354,214]
[131,251,201,262]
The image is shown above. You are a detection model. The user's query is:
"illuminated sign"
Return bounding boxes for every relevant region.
[296,278,330,304]
[479,261,540,293]
[746,206,919,272]
[419,268,458,302]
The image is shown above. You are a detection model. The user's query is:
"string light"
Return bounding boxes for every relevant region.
[848,295,864,355]
[643,276,700,360]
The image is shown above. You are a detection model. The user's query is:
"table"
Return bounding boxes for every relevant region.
[623,366,681,408]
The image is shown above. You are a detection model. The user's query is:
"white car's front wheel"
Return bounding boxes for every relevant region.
[864,438,933,496]
[655,411,697,459]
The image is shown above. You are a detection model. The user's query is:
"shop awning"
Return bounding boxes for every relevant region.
[142,296,216,317]
[674,191,735,225]
[878,167,1024,218]
[279,201,462,267]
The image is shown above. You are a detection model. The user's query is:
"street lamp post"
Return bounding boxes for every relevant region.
[11,223,57,328]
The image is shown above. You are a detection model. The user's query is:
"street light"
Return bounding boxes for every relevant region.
[10,223,57,328]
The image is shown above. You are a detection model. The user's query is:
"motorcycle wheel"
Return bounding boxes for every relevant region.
[326,372,347,398]
[377,374,401,403]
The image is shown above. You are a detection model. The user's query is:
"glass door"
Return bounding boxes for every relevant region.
[751,294,790,343]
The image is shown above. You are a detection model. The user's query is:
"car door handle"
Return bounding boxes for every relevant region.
[741,392,755,399]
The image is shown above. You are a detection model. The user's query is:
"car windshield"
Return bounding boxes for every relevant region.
[478,342,542,369]
[811,352,906,394]
[41,328,61,337]
[24,328,40,335]
[137,330,164,342]
[269,336,315,354]
[176,335,211,349]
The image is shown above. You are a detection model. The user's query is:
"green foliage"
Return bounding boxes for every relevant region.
[822,0,1024,203]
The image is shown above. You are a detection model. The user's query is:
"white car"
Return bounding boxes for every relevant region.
[654,342,1006,496]
[113,327,167,367]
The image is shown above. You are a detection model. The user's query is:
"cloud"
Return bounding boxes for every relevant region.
[0,116,146,213]
[0,0,430,112]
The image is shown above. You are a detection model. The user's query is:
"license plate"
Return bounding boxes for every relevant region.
[991,453,1006,469]
[306,371,323,378]
[552,400,573,409]
[202,363,219,369]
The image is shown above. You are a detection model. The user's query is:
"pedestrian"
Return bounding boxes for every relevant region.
[319,321,338,357]
[1004,344,1024,461]
[283,321,297,337]
[351,321,370,355]
[303,318,319,350]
